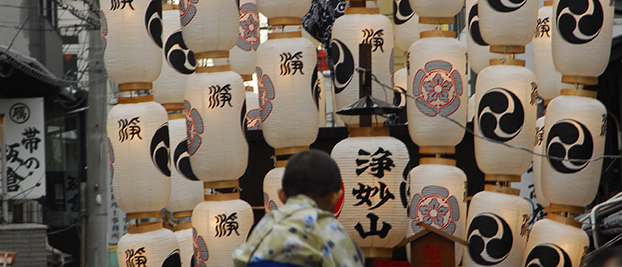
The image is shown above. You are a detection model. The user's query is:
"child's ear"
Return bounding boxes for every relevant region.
[278,188,288,204]
[331,188,344,207]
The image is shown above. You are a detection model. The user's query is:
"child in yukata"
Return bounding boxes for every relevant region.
[231,149,365,267]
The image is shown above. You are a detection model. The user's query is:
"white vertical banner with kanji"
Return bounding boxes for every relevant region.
[0,98,46,199]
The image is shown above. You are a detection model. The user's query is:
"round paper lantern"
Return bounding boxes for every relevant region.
[313,71,327,127]
[184,69,248,182]
[540,90,606,208]
[408,0,463,24]
[407,36,467,153]
[474,63,537,179]
[551,0,614,85]
[107,99,171,215]
[166,116,203,214]
[257,0,312,21]
[331,7,395,123]
[180,0,238,55]
[532,116,550,207]
[256,35,319,150]
[532,2,564,102]
[393,0,420,52]
[117,225,181,267]
[407,159,467,265]
[463,191,530,267]
[465,0,496,74]
[173,226,194,267]
[331,126,409,258]
[99,0,163,85]
[478,0,538,53]
[245,90,262,130]
[523,217,589,267]
[393,68,408,109]
[263,166,285,212]
[230,0,260,80]
[192,198,253,266]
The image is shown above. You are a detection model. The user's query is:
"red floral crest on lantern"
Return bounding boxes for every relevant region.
[179,0,198,26]
[192,227,208,267]
[412,60,463,117]
[256,67,275,122]
[409,185,460,234]
[184,100,203,156]
[237,2,260,51]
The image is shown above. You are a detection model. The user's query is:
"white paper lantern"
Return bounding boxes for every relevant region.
[313,71,327,127]
[532,2,564,102]
[463,191,530,267]
[117,227,181,267]
[180,0,238,54]
[393,0,420,52]
[523,218,589,267]
[551,0,614,85]
[532,116,550,207]
[256,0,311,20]
[393,68,408,109]
[107,100,171,214]
[174,227,194,267]
[166,117,203,213]
[331,8,394,123]
[474,64,537,177]
[192,199,253,267]
[99,0,163,85]
[331,128,409,257]
[540,92,606,208]
[230,0,260,79]
[407,37,467,151]
[478,0,538,52]
[256,36,319,149]
[184,70,248,182]
[407,160,467,265]
[465,0,496,74]
[245,91,262,129]
[408,0,463,23]
[263,167,285,212]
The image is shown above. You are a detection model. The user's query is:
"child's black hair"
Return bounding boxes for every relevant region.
[282,149,342,199]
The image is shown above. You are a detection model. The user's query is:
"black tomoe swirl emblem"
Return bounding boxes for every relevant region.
[556,0,604,44]
[546,119,593,174]
[331,39,355,94]
[393,0,414,25]
[173,139,198,181]
[487,0,527,12]
[311,68,321,110]
[469,2,489,46]
[145,0,163,48]
[478,88,525,142]
[165,29,196,74]
[468,212,513,265]
[151,123,171,176]
[162,249,182,267]
[524,243,572,267]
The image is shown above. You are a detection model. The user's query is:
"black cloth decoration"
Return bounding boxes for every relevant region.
[302,0,346,70]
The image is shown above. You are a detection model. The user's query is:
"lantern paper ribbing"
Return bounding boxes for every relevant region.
[174,228,194,267]
[465,0,496,74]
[551,0,614,83]
[331,11,394,122]
[184,71,248,182]
[393,0,419,52]
[256,37,319,149]
[408,0,463,21]
[230,0,260,78]
[331,135,408,251]
[522,219,589,267]
[478,0,538,50]
[100,0,163,84]
[107,102,171,214]
[407,37,467,149]
[192,200,253,266]
[463,191,530,267]
[180,0,238,54]
[393,68,407,109]
[474,65,537,176]
[532,116,550,207]
[166,118,203,213]
[256,0,312,19]
[263,167,285,212]
[407,163,467,265]
[540,95,606,207]
[117,228,181,267]
[532,4,564,101]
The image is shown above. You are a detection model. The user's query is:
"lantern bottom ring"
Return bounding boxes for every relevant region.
[548,203,585,215]
[490,45,525,54]
[173,221,192,232]
[418,17,454,25]
[128,220,163,234]
[126,211,162,221]
[560,88,598,98]
[484,174,521,183]
[547,213,582,228]
[360,247,392,259]
[562,75,598,86]
[418,146,455,156]
[172,210,193,219]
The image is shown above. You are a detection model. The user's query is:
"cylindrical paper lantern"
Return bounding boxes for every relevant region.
[313,71,327,127]
[263,167,285,212]
[408,0,463,23]
[153,6,195,105]
[474,64,537,177]
[463,191,530,267]
[407,37,467,151]
[166,117,203,213]
[532,116,550,207]
[174,227,194,267]
[541,92,606,208]
[408,160,467,265]
[245,91,262,129]
[393,0,419,52]
[230,0,260,79]
[107,100,171,214]
[117,227,181,267]
[393,68,408,109]
[551,0,614,85]
[465,0,496,74]
[192,199,253,266]
[532,2,564,102]
[523,218,589,267]
[100,0,162,85]
[184,70,248,182]
[331,8,394,122]
[478,0,538,53]
[256,0,312,20]
[331,128,409,257]
[180,0,238,54]
[256,36,319,149]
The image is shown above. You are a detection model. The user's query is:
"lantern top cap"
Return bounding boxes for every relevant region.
[336,95,402,116]
[560,89,598,98]
[345,7,380,15]
[543,0,553,6]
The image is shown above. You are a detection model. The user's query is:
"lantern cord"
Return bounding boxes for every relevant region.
[365,68,622,163]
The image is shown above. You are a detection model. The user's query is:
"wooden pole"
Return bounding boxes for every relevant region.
[359,43,372,127]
